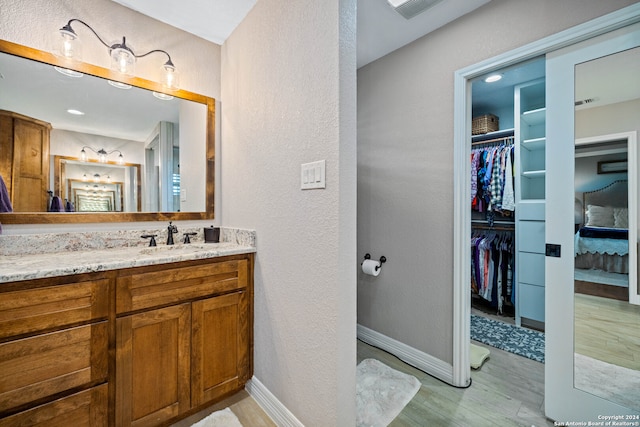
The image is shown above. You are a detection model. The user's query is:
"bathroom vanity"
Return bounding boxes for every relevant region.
[0,236,255,427]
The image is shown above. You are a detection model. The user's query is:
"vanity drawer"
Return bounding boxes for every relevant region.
[0,279,109,341]
[0,322,108,414]
[116,258,248,314]
[0,384,108,427]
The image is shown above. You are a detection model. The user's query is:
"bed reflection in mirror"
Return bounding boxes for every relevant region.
[573,46,640,412]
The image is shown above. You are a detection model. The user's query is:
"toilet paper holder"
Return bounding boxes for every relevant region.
[363,253,387,270]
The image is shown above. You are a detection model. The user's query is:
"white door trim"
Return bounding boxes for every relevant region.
[452,3,640,391]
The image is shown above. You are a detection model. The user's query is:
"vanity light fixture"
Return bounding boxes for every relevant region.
[57,18,180,91]
[80,146,125,165]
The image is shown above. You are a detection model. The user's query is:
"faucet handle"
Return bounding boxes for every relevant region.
[183,232,197,244]
[141,234,157,247]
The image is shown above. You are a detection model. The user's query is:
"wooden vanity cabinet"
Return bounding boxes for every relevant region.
[115,254,253,427]
[0,274,110,426]
[0,253,254,427]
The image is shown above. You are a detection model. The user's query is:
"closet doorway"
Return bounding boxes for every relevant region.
[451,3,640,419]
[470,57,545,334]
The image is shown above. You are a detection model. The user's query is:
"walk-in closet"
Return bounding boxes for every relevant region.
[469,57,547,351]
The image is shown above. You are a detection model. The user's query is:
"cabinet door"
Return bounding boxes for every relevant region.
[116,304,191,427]
[191,291,250,406]
[12,117,49,212]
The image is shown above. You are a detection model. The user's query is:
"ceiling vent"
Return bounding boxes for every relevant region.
[387,0,445,19]
[575,97,598,106]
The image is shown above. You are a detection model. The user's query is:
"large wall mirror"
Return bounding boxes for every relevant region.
[0,39,215,224]
[573,47,640,411]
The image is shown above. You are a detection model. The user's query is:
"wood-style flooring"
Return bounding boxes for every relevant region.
[358,339,554,427]
[170,389,276,427]
[171,294,639,426]
[575,293,640,371]
[175,325,554,426]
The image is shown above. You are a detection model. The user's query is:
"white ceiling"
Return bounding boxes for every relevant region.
[110,0,491,68]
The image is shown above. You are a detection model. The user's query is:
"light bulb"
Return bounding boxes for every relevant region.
[110,46,135,76]
[161,63,179,91]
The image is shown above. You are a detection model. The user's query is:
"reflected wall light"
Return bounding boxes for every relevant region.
[57,18,180,91]
[80,146,125,165]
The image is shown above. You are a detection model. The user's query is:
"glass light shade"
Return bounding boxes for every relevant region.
[80,148,88,161]
[58,29,82,60]
[161,64,179,91]
[117,153,125,165]
[110,47,135,75]
[93,174,100,182]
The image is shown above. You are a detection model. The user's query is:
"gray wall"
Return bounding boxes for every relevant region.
[357,0,637,364]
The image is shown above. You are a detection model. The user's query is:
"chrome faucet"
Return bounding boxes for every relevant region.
[167,221,178,245]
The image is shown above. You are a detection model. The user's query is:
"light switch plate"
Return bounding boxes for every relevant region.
[301,160,326,190]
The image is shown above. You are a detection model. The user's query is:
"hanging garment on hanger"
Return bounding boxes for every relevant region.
[471,140,515,215]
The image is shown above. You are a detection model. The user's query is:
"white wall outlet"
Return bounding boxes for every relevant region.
[301,160,326,190]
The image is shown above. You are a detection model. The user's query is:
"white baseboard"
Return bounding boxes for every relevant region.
[245,376,304,427]
[357,324,455,385]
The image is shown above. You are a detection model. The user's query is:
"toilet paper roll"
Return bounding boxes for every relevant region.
[362,259,381,276]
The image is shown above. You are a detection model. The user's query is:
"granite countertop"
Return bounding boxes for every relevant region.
[0,242,256,284]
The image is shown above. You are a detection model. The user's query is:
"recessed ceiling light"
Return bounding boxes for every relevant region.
[484,74,503,83]
[67,109,85,115]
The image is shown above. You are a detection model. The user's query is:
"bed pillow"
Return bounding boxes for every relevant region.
[614,207,629,229]
[586,205,615,227]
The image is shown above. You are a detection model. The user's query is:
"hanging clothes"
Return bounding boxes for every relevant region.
[471,140,515,215]
[471,230,515,314]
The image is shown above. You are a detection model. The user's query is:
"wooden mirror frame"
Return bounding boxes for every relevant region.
[0,39,215,224]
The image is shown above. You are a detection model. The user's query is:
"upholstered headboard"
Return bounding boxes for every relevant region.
[582,180,628,226]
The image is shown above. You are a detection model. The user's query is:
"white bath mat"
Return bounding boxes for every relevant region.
[356,358,421,427]
[470,342,491,369]
[191,407,243,427]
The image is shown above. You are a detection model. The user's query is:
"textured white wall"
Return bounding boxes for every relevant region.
[357,0,637,365]
[221,0,357,424]
[0,0,221,233]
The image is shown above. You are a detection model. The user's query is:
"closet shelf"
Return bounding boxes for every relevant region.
[521,137,546,151]
[521,108,546,126]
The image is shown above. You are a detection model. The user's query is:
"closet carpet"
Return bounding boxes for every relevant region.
[470,314,545,363]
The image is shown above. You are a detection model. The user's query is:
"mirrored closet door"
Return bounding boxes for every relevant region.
[546,21,640,422]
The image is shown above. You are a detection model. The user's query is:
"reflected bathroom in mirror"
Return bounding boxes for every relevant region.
[0,39,215,223]
[573,47,640,411]
[54,156,141,213]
